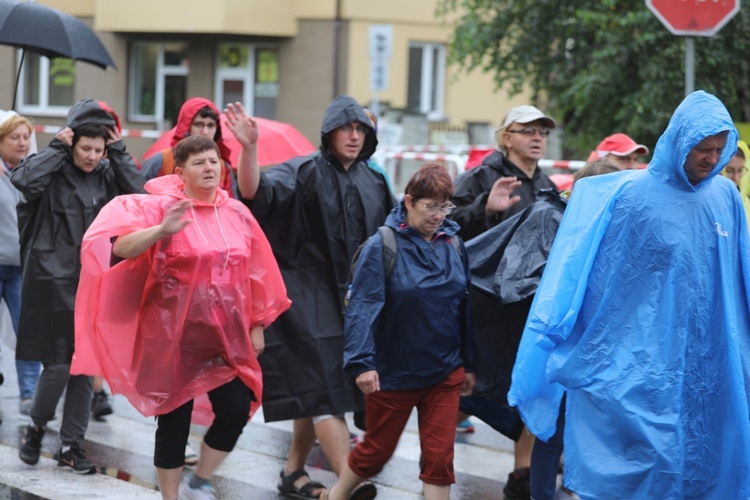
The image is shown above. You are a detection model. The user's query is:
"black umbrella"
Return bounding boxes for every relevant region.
[0,0,117,109]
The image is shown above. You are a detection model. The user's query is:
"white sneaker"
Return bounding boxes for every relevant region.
[178,475,216,500]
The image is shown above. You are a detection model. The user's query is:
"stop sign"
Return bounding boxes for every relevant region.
[646,0,740,36]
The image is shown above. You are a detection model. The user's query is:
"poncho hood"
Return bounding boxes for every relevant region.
[648,90,738,191]
[320,95,377,165]
[66,98,117,130]
[144,174,230,207]
[170,97,232,165]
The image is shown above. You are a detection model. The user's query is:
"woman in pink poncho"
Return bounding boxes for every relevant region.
[72,134,290,499]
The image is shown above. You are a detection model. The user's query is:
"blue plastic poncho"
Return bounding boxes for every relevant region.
[508,91,750,499]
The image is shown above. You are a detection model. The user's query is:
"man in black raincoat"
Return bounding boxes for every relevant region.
[450,104,558,499]
[11,99,145,473]
[227,96,394,498]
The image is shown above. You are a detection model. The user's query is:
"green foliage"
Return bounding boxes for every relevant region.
[438,0,750,158]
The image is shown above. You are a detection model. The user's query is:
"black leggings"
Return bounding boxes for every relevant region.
[154,377,255,469]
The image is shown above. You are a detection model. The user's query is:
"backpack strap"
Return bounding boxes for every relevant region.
[378,226,398,280]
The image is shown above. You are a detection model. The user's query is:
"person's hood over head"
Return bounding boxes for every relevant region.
[143,173,229,207]
[66,99,117,130]
[170,97,232,164]
[320,95,377,164]
[97,101,122,133]
[648,90,738,192]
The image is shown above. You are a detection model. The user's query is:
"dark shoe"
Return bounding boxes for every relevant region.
[19,424,44,465]
[54,444,97,474]
[91,389,113,421]
[350,481,377,500]
[278,469,326,499]
[503,466,530,499]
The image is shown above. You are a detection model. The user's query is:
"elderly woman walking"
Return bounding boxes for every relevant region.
[73,134,290,499]
[324,163,477,500]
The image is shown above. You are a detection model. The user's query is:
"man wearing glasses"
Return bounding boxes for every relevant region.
[450,105,557,500]
[452,105,557,241]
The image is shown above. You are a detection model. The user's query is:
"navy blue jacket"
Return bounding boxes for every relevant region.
[343,202,478,390]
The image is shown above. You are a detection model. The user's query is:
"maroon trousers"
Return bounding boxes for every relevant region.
[348,367,464,485]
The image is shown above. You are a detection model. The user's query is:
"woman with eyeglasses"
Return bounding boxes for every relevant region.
[722,140,748,188]
[322,163,478,500]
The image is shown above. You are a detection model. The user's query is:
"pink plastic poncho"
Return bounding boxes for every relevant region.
[72,175,290,424]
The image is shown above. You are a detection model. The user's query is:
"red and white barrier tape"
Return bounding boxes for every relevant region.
[34,125,161,139]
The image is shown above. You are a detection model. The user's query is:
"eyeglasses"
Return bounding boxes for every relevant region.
[506,127,550,137]
[419,201,455,215]
[338,123,369,135]
[725,167,748,175]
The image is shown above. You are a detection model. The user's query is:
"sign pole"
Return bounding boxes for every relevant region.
[685,37,695,97]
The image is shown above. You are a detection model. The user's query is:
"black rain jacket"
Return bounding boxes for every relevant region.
[245,95,395,421]
[451,150,557,240]
[11,99,145,363]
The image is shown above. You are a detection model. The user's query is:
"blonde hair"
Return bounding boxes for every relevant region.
[0,114,33,141]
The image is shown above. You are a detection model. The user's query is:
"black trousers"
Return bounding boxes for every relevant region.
[154,377,254,469]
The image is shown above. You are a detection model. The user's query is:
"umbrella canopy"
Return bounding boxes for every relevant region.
[143,114,317,168]
[0,0,115,69]
[0,0,116,109]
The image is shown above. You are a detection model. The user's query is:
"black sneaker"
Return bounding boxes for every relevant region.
[55,444,97,474]
[19,424,44,465]
[503,466,531,499]
[91,389,113,421]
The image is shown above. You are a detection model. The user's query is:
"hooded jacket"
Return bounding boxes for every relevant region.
[508,91,750,499]
[451,150,557,240]
[141,97,235,196]
[10,99,145,364]
[245,95,395,421]
[71,175,290,423]
[343,202,476,390]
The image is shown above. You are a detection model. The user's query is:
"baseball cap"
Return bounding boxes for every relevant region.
[593,133,649,158]
[497,105,556,131]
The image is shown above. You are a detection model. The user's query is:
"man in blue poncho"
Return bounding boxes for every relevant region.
[508,91,750,499]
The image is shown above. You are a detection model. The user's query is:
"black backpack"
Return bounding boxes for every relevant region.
[345,226,462,307]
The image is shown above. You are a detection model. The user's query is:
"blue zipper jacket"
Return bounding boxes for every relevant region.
[343,202,477,391]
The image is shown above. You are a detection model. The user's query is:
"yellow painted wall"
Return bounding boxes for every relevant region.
[94,0,297,36]
[39,0,95,17]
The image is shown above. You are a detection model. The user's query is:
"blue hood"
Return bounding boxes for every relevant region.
[649,90,738,191]
[384,198,461,238]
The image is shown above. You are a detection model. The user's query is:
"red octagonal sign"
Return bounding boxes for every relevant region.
[647,0,741,37]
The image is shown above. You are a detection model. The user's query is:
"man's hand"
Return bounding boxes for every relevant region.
[460,372,476,396]
[356,370,380,395]
[250,326,265,356]
[485,176,522,216]
[55,127,74,147]
[224,102,258,150]
[159,200,192,236]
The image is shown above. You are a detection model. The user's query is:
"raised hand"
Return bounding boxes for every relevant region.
[106,126,122,145]
[159,200,192,236]
[224,102,258,149]
[485,176,522,215]
[55,127,74,147]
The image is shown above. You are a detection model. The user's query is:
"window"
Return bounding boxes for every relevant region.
[129,42,188,127]
[406,43,445,120]
[215,44,279,119]
[16,51,76,116]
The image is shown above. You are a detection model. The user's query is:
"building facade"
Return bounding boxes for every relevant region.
[5,0,531,160]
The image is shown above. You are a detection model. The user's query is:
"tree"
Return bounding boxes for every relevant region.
[438,0,750,158]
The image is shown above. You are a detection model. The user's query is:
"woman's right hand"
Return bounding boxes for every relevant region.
[356,370,380,394]
[159,200,192,236]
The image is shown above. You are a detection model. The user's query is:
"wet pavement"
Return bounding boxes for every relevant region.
[0,324,518,499]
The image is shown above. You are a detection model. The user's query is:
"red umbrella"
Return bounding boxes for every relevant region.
[143,114,316,167]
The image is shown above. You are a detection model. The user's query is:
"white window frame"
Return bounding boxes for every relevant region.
[128,42,189,126]
[214,44,255,115]
[409,42,446,121]
[16,51,73,117]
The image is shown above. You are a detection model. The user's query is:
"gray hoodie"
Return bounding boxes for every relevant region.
[0,169,22,266]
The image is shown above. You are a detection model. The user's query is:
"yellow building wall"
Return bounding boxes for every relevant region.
[39,0,95,17]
